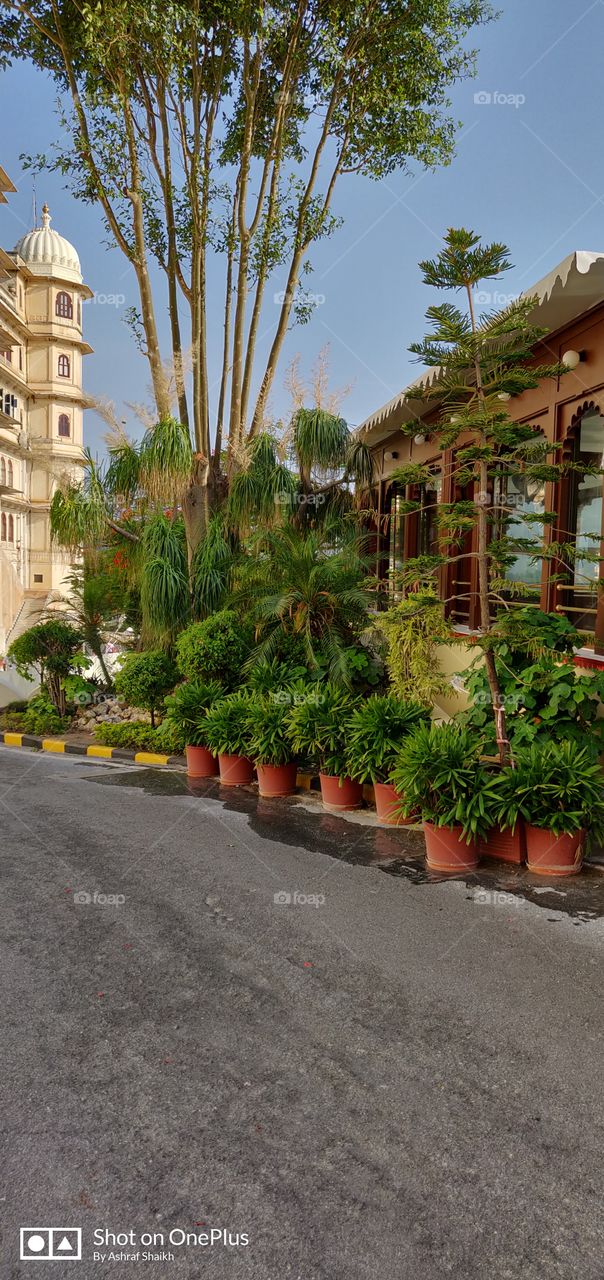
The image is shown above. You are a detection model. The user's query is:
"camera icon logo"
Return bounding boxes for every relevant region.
[20,1228,82,1261]
[273,891,292,905]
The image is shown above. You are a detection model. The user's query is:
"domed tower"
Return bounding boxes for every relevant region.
[12,203,92,598]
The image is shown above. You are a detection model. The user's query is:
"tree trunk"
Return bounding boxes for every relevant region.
[182,455,210,566]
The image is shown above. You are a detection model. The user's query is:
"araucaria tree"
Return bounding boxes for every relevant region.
[2,0,493,561]
[395,228,594,763]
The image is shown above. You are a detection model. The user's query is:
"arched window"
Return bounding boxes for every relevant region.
[0,458,5,485]
[77,299,81,326]
[58,413,71,438]
[1,513,6,541]
[58,354,70,378]
[8,514,14,542]
[7,460,13,488]
[56,291,73,319]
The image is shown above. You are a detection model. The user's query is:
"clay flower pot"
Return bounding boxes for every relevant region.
[478,822,525,866]
[256,762,298,798]
[185,744,219,779]
[423,821,479,873]
[319,773,363,811]
[374,780,416,827]
[218,753,255,786]
[525,825,584,876]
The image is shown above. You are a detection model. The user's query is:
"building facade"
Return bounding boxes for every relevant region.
[359,251,604,663]
[0,195,91,665]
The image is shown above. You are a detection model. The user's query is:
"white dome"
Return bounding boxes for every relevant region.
[13,204,81,280]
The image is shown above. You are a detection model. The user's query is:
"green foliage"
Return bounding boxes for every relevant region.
[140,513,190,644]
[203,692,255,758]
[285,683,360,777]
[247,697,296,767]
[392,721,500,841]
[94,722,158,751]
[235,524,373,686]
[0,709,27,731]
[376,592,451,705]
[493,740,604,837]
[462,610,604,758]
[191,517,235,619]
[163,679,223,747]
[176,610,254,688]
[114,650,178,725]
[346,694,429,783]
[244,656,309,694]
[23,691,70,736]
[7,618,87,715]
[7,619,84,682]
[153,717,186,756]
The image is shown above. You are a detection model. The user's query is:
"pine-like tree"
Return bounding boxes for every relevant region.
[394,228,600,763]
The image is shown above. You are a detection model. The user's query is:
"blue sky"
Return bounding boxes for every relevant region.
[1,0,603,456]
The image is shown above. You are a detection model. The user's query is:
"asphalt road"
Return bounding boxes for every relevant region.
[0,746,602,1280]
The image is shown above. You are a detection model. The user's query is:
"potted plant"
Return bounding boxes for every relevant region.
[345,694,429,824]
[392,722,499,872]
[246,696,298,797]
[163,679,223,777]
[494,740,604,876]
[203,691,255,785]
[286,684,362,810]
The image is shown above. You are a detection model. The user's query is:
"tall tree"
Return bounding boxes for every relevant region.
[3,0,493,557]
[394,228,586,763]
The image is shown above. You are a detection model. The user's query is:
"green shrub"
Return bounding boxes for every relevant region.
[176,610,253,688]
[247,696,295,766]
[4,699,29,712]
[494,739,604,838]
[94,722,158,751]
[392,721,500,842]
[285,684,359,776]
[345,694,429,783]
[23,691,70,736]
[114,649,178,726]
[462,610,604,759]
[163,679,223,747]
[204,692,254,757]
[244,656,308,694]
[7,619,88,714]
[376,592,451,706]
[153,718,186,756]
[0,710,27,731]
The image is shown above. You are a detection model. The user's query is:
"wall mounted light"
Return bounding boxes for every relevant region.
[497,392,511,402]
[562,349,586,370]
[413,433,427,445]
[384,450,399,461]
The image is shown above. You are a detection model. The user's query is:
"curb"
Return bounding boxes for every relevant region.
[0,730,182,768]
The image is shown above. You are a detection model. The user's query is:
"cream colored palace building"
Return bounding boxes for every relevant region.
[0,177,91,671]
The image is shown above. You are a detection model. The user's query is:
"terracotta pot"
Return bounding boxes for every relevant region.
[374,780,416,826]
[319,773,363,811]
[218,753,254,786]
[424,821,479,873]
[185,744,219,779]
[525,825,584,876]
[479,822,525,866]
[256,761,298,797]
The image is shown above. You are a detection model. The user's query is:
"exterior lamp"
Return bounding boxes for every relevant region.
[413,433,427,445]
[384,450,399,461]
[497,392,511,402]
[562,349,585,370]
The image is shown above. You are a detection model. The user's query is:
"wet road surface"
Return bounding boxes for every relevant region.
[0,747,602,1279]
